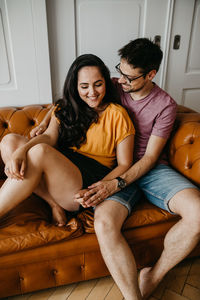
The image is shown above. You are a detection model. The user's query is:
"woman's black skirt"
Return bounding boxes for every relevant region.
[59,148,111,188]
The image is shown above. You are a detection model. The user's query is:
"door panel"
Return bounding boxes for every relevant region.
[76,0,144,77]
[165,0,200,112]
[0,0,52,107]
[46,0,174,100]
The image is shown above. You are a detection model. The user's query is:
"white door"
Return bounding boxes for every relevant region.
[0,0,52,107]
[165,0,200,112]
[46,0,173,100]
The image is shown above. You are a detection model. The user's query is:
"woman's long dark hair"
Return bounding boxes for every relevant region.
[55,54,119,149]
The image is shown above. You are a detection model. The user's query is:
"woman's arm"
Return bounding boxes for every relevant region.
[103,134,134,180]
[5,115,59,180]
[75,134,134,207]
[30,105,54,137]
[76,134,167,207]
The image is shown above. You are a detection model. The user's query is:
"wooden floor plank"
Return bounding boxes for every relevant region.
[164,260,192,294]
[28,288,56,300]
[86,277,114,300]
[48,283,77,300]
[66,279,98,300]
[182,283,200,300]
[104,282,124,300]
[161,289,190,300]
[186,258,200,289]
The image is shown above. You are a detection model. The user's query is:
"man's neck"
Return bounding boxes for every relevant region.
[130,81,155,101]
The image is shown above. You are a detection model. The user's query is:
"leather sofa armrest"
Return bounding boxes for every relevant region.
[169,112,200,186]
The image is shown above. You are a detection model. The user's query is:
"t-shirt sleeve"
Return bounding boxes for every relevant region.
[114,107,135,145]
[152,101,177,139]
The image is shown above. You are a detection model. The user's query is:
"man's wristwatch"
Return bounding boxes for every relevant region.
[116,177,126,189]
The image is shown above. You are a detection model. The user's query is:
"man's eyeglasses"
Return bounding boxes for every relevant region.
[115,63,146,83]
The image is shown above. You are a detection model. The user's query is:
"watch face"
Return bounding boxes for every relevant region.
[117,178,126,189]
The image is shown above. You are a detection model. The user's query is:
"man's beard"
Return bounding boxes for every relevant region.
[122,83,146,93]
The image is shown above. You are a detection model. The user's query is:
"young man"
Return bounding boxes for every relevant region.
[76,38,200,300]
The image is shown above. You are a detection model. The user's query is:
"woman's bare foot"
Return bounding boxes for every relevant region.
[51,205,67,227]
[138,267,161,300]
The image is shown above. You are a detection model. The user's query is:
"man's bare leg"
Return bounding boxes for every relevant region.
[0,134,68,225]
[139,188,200,299]
[94,200,142,300]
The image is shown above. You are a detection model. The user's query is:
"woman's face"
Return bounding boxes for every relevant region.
[77,66,106,109]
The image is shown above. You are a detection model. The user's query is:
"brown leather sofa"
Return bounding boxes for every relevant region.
[0,104,200,298]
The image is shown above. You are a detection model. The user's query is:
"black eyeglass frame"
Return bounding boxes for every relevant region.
[115,63,146,83]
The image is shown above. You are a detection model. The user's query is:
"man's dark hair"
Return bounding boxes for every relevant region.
[118,38,163,73]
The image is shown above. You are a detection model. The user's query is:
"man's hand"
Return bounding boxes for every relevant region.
[74,179,118,208]
[30,123,47,138]
[4,148,27,180]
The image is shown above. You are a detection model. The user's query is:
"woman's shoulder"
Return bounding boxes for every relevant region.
[107,103,130,117]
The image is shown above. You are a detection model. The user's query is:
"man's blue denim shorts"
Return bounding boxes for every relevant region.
[105,164,199,215]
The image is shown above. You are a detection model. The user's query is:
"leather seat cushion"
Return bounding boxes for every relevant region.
[0,181,83,256]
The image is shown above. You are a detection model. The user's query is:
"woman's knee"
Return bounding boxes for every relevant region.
[28,143,53,162]
[0,133,27,162]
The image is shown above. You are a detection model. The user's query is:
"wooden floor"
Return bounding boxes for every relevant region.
[5,257,200,300]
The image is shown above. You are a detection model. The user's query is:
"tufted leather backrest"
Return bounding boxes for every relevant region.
[0,104,200,186]
[0,105,51,139]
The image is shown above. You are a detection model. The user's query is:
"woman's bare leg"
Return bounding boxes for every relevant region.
[0,142,82,218]
[34,178,68,226]
[0,133,29,163]
[0,134,69,225]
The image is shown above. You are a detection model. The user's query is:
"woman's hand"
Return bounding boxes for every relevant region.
[74,179,118,208]
[30,123,47,138]
[74,188,90,208]
[4,148,27,180]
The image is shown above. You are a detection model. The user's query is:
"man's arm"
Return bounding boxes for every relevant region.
[121,135,167,185]
[75,135,167,206]
[30,105,54,137]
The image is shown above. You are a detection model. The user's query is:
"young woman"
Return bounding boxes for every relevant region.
[0,54,135,226]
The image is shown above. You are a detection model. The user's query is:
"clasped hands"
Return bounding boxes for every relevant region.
[74,179,117,208]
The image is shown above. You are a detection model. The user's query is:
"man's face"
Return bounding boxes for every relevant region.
[117,59,148,93]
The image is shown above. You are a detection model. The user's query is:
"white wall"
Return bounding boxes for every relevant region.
[46,0,173,101]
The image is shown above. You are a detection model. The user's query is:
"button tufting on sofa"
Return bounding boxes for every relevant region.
[169,119,200,185]
[189,138,194,144]
[2,122,8,128]
[185,162,192,169]
[29,119,35,126]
